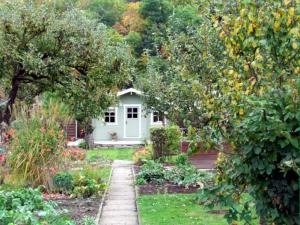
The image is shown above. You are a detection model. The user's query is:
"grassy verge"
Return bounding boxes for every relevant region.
[87,148,135,161]
[138,193,258,225]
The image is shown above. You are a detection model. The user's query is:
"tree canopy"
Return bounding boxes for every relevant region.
[0,0,132,125]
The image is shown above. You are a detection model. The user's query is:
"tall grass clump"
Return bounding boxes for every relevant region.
[7,97,70,189]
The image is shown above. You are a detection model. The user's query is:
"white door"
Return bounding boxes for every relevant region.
[124,105,140,138]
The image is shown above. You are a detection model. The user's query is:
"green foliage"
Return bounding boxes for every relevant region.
[175,153,190,166]
[126,31,143,56]
[136,160,214,188]
[150,127,168,160]
[0,188,74,224]
[87,0,126,26]
[140,0,172,24]
[53,173,74,194]
[78,140,89,149]
[72,174,106,198]
[168,4,201,34]
[8,100,68,189]
[0,0,132,125]
[165,164,214,188]
[70,165,107,198]
[136,160,166,185]
[150,125,181,160]
[165,125,181,155]
[81,216,96,225]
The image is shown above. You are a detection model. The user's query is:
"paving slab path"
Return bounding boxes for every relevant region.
[99,160,139,225]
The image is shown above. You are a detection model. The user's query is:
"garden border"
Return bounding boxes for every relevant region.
[95,165,113,224]
[132,165,142,225]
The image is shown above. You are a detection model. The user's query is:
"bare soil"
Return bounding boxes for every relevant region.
[52,196,101,224]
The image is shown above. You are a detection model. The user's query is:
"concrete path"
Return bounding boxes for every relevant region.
[99,160,139,225]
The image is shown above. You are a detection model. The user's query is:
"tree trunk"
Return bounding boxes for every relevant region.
[1,74,21,125]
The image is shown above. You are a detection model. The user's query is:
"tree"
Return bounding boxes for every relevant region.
[139,0,172,25]
[0,0,132,126]
[86,0,126,26]
[122,2,145,33]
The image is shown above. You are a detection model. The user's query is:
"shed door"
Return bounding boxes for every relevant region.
[124,106,140,138]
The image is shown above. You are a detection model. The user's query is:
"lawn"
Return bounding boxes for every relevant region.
[138,194,228,225]
[138,193,259,225]
[87,148,135,161]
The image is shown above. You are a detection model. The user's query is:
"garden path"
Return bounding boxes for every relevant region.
[98,160,139,225]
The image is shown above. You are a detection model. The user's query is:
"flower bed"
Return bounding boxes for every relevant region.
[134,160,214,194]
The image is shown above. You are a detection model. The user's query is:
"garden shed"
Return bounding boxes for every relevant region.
[92,88,166,145]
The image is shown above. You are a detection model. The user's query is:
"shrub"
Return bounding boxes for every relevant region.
[165,164,214,188]
[136,160,165,184]
[175,153,190,166]
[8,100,69,189]
[204,88,300,224]
[78,140,89,149]
[165,125,181,155]
[0,188,74,224]
[150,125,182,160]
[72,175,106,198]
[71,166,107,198]
[52,173,74,194]
[150,127,167,160]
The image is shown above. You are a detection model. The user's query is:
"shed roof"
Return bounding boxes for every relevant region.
[117,88,142,97]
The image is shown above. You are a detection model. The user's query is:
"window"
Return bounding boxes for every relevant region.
[105,108,116,124]
[152,111,164,124]
[127,107,138,119]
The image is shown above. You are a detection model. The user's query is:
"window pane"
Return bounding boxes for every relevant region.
[128,113,132,118]
[110,117,115,123]
[105,116,110,122]
[133,108,138,113]
[133,113,138,118]
[128,108,132,113]
[105,112,109,116]
[111,112,115,117]
[153,115,158,122]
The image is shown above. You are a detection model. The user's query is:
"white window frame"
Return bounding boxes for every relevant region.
[151,111,166,125]
[104,107,118,125]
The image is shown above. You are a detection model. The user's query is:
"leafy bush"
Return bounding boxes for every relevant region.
[175,153,190,166]
[150,125,182,160]
[136,160,165,184]
[78,140,89,150]
[52,173,74,194]
[0,188,74,224]
[165,125,181,155]
[136,160,214,188]
[165,164,214,188]
[70,166,107,198]
[72,175,106,198]
[8,100,69,189]
[204,88,300,224]
[150,127,167,160]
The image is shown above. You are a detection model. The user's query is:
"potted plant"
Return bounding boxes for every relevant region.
[109,131,117,141]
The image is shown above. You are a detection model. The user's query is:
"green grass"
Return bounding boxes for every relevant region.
[87,148,135,161]
[138,194,228,225]
[97,166,111,183]
[138,193,258,225]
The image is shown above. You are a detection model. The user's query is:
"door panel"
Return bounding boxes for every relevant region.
[125,106,140,138]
